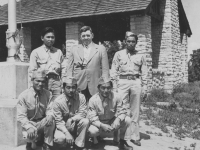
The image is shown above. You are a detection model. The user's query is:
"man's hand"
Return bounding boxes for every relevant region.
[45,115,54,126]
[100,123,113,132]
[27,127,37,140]
[66,118,75,132]
[111,118,121,130]
[65,131,74,146]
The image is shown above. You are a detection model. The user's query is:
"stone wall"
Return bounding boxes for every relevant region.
[130,15,152,92]
[151,0,188,92]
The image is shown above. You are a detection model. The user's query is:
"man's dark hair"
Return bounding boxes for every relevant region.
[41,27,55,37]
[125,34,138,43]
[80,26,92,34]
[97,81,113,89]
[63,83,77,89]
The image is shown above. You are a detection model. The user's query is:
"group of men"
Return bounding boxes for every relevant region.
[17,26,147,150]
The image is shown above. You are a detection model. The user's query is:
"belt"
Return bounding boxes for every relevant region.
[47,74,60,79]
[119,74,139,80]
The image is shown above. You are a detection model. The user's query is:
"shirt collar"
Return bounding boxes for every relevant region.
[83,42,93,49]
[42,44,53,52]
[98,92,113,102]
[30,87,43,98]
[126,48,137,55]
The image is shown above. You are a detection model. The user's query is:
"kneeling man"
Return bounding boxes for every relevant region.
[53,77,89,150]
[88,77,133,150]
[17,69,55,150]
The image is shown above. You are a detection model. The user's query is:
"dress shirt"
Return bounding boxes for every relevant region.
[29,45,64,77]
[17,87,53,130]
[83,42,92,65]
[110,49,148,87]
[53,92,87,134]
[88,92,127,128]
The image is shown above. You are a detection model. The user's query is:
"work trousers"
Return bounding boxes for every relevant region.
[22,118,55,146]
[88,116,132,141]
[46,77,62,101]
[54,118,89,147]
[117,78,142,140]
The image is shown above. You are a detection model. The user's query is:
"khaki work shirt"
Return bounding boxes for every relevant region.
[53,92,87,134]
[17,87,53,130]
[29,45,64,77]
[88,92,127,128]
[110,49,148,87]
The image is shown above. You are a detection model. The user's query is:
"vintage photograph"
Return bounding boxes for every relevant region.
[0,0,199,150]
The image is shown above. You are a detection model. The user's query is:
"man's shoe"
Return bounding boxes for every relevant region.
[130,139,141,146]
[74,144,87,150]
[26,143,33,150]
[42,143,51,150]
[119,139,133,150]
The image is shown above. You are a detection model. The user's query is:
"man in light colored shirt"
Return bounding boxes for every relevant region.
[53,77,89,150]
[88,77,133,150]
[29,27,64,101]
[110,31,148,146]
[65,26,110,102]
[17,69,55,150]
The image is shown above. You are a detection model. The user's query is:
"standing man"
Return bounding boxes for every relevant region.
[29,27,64,101]
[88,77,133,150]
[110,32,148,146]
[17,69,55,150]
[53,77,89,150]
[66,26,109,101]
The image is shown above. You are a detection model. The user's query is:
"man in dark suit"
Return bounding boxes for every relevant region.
[65,26,110,101]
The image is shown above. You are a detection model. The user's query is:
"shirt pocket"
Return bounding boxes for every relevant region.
[119,60,127,71]
[133,59,141,71]
[37,59,48,68]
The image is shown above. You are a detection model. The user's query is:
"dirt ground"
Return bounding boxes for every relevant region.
[1,106,199,150]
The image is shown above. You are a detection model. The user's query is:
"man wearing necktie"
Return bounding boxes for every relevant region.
[29,27,64,101]
[65,26,110,102]
[17,69,55,150]
[88,77,133,150]
[53,77,89,150]
[110,31,148,146]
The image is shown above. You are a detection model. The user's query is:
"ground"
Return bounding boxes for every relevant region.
[0,105,199,150]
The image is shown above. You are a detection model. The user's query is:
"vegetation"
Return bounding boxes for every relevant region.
[143,82,200,140]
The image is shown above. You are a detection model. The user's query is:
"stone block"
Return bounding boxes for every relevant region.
[0,99,25,146]
[0,62,29,99]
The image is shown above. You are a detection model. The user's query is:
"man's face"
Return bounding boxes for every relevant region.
[64,83,77,97]
[41,32,55,48]
[98,82,112,98]
[80,30,93,46]
[32,77,46,92]
[126,36,137,51]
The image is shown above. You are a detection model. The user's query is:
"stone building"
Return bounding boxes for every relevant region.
[0,0,192,92]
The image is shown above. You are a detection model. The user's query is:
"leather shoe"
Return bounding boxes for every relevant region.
[74,144,87,150]
[42,143,51,150]
[130,139,141,146]
[119,139,133,150]
[26,143,33,150]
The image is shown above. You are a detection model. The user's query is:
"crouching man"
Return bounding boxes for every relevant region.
[53,77,89,150]
[88,77,133,150]
[17,69,55,150]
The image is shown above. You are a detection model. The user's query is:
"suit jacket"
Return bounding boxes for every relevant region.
[65,43,109,95]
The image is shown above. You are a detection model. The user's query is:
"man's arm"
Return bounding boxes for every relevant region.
[17,94,37,131]
[115,94,127,121]
[53,101,69,134]
[88,98,102,128]
[101,46,110,78]
[28,51,38,79]
[71,94,87,122]
[141,55,148,91]
[110,52,120,89]
[65,48,74,79]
